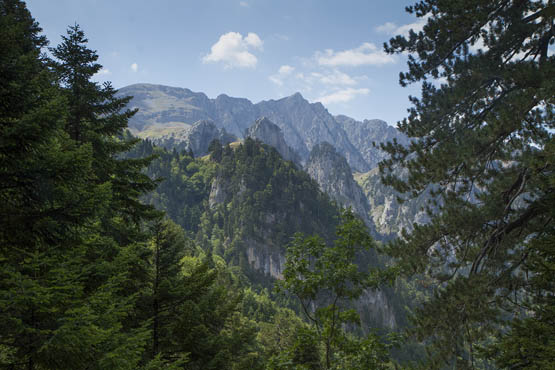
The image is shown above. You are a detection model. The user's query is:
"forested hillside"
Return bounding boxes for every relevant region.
[2,0,552,369]
[0,1,401,368]
[129,138,340,280]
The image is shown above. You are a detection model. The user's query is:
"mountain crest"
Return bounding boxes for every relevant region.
[245,117,301,164]
[119,84,374,171]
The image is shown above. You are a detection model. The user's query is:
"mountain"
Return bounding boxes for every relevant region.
[138,119,236,156]
[119,83,216,132]
[127,138,400,329]
[119,83,370,171]
[244,117,300,164]
[355,168,432,240]
[335,115,409,170]
[305,142,372,230]
[132,137,339,281]
[255,94,370,171]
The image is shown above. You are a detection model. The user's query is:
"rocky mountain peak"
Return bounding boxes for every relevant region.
[305,142,372,228]
[289,92,305,101]
[120,84,374,171]
[247,116,280,133]
[245,117,301,164]
[335,114,409,169]
[185,120,236,156]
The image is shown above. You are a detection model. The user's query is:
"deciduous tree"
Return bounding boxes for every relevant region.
[279,210,392,369]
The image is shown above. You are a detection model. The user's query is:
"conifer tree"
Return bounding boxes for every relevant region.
[381,0,554,367]
[0,1,145,368]
[50,24,157,223]
[145,218,192,365]
[47,23,162,367]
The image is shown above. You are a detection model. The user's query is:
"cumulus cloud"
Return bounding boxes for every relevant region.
[97,68,111,76]
[130,63,138,72]
[203,32,263,68]
[316,43,395,67]
[245,33,263,48]
[376,15,430,37]
[317,88,370,105]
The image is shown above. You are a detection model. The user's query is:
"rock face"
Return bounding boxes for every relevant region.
[245,238,286,280]
[305,142,372,228]
[355,167,432,240]
[245,117,300,164]
[119,84,370,171]
[356,289,397,329]
[139,119,236,157]
[335,115,409,170]
[256,95,370,172]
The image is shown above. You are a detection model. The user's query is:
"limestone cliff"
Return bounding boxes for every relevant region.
[244,117,301,164]
[120,84,370,171]
[305,142,372,228]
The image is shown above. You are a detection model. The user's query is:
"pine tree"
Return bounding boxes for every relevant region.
[0,1,133,368]
[145,218,192,365]
[46,23,162,367]
[380,0,554,367]
[50,24,158,224]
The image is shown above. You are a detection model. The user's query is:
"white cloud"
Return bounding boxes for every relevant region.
[310,70,357,86]
[316,43,395,67]
[245,32,263,49]
[396,17,428,37]
[203,32,263,68]
[317,88,370,105]
[97,68,111,76]
[469,37,488,53]
[239,1,249,7]
[278,65,294,75]
[130,63,138,72]
[375,22,397,34]
[376,15,430,37]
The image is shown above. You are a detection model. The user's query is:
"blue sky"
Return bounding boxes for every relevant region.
[26,0,425,125]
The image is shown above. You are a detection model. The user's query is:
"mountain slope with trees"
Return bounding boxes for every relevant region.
[1,3,366,368]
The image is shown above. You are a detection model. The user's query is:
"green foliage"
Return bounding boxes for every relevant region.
[381,0,554,367]
[1,2,109,367]
[278,210,393,369]
[130,137,340,280]
[138,218,267,370]
[143,218,192,362]
[0,3,160,367]
[205,138,339,265]
[128,141,216,233]
[51,24,158,221]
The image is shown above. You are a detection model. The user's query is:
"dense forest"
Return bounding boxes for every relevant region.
[1,0,553,369]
